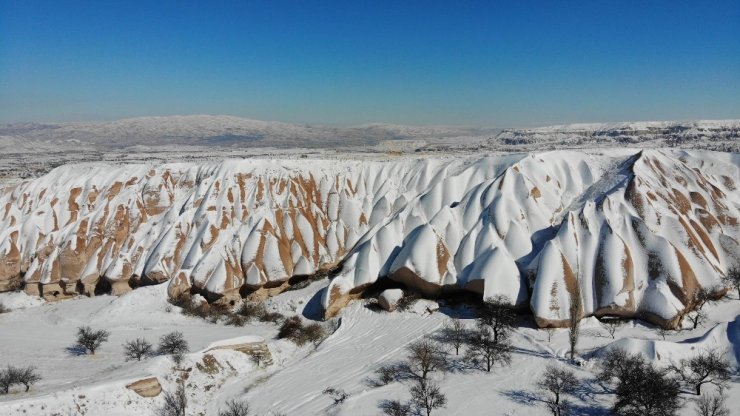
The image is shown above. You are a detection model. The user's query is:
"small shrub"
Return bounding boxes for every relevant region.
[695,392,729,416]
[75,326,110,355]
[218,398,251,416]
[277,316,325,346]
[379,399,412,416]
[396,293,419,311]
[236,302,267,320]
[323,387,349,404]
[0,302,9,314]
[158,331,189,356]
[158,383,187,416]
[259,311,285,324]
[225,314,247,327]
[123,338,153,361]
[375,364,403,385]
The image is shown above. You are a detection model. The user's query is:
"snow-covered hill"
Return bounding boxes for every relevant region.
[0,149,737,329]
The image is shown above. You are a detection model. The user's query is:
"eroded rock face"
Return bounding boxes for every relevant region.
[323,150,739,328]
[125,377,162,398]
[0,151,737,329]
[378,289,404,311]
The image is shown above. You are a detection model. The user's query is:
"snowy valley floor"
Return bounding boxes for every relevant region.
[0,282,738,416]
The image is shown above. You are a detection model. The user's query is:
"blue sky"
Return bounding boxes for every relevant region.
[1,1,738,126]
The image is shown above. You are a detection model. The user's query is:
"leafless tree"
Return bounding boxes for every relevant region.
[537,364,579,416]
[374,363,403,385]
[0,367,12,394]
[612,357,681,416]
[721,267,740,298]
[596,348,647,391]
[14,367,41,392]
[379,399,412,416]
[158,331,189,356]
[686,310,708,330]
[410,380,447,416]
[568,292,581,362]
[405,339,447,380]
[158,383,187,416]
[123,338,153,361]
[545,327,555,343]
[695,392,729,416]
[440,319,466,355]
[670,349,731,395]
[75,326,110,355]
[657,327,671,340]
[478,295,516,342]
[218,398,251,416]
[603,319,621,339]
[465,320,512,372]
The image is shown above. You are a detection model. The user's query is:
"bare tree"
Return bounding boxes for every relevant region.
[695,392,729,416]
[568,291,581,362]
[465,320,512,372]
[0,367,12,394]
[478,295,516,343]
[0,366,39,394]
[218,398,251,416]
[603,319,621,339]
[379,399,412,416]
[75,326,110,355]
[686,310,708,330]
[374,364,403,385]
[405,339,447,380]
[409,380,447,416]
[14,367,41,392]
[545,327,555,343]
[596,348,648,391]
[440,319,466,355]
[721,267,740,298]
[671,349,731,395]
[692,288,713,310]
[158,331,189,356]
[123,338,153,361]
[612,358,681,416]
[537,364,579,416]
[158,383,187,416]
[657,327,671,340]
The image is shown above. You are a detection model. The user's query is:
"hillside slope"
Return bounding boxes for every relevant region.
[0,150,737,328]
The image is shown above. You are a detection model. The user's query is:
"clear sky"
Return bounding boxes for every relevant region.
[1,1,738,126]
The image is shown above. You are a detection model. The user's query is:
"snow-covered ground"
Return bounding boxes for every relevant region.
[1,281,737,415]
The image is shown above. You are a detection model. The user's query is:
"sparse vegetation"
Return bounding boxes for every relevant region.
[409,380,447,416]
[670,349,731,395]
[603,318,621,339]
[123,338,153,361]
[568,291,581,362]
[277,316,326,346]
[600,348,681,416]
[379,399,412,416]
[0,366,41,394]
[374,363,403,385]
[657,327,671,340]
[464,296,515,372]
[721,266,740,298]
[440,319,466,355]
[537,364,578,416]
[695,392,729,416]
[545,327,555,343]
[218,398,251,416]
[0,302,9,314]
[322,387,349,404]
[75,326,110,355]
[158,383,187,416]
[405,339,447,380]
[396,292,420,311]
[686,310,708,330]
[158,331,189,357]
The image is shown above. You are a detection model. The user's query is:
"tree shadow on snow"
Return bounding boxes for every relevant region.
[65,345,87,356]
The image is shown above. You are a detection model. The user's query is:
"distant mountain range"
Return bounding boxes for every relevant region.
[1,115,737,151]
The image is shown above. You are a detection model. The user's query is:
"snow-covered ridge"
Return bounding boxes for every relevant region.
[0,150,737,328]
